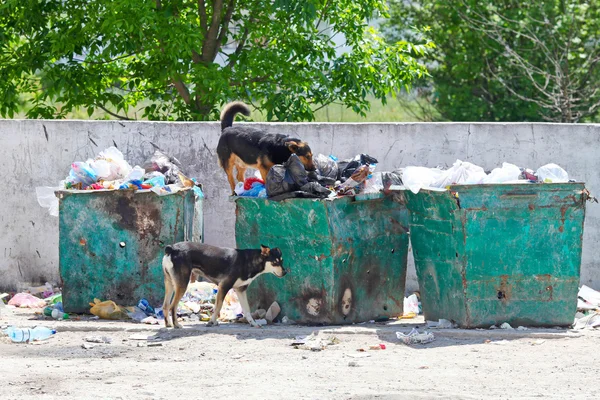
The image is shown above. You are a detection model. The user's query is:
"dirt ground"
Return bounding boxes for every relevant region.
[1,308,599,400]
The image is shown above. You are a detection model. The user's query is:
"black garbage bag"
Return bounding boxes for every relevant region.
[339,154,378,182]
[266,154,331,200]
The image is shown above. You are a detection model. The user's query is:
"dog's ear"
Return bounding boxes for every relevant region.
[285,141,299,153]
[260,244,270,257]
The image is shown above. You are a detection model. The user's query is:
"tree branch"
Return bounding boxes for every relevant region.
[201,0,225,63]
[198,0,208,33]
[171,79,192,105]
[227,26,249,68]
[97,104,133,120]
[216,0,235,55]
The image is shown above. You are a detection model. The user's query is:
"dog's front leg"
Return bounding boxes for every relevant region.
[235,288,260,328]
[208,280,232,327]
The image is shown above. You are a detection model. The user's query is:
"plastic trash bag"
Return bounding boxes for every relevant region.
[68,162,98,188]
[339,154,378,181]
[536,163,569,183]
[402,166,445,194]
[145,150,183,184]
[267,155,332,200]
[482,162,521,184]
[363,172,384,194]
[89,298,130,320]
[36,187,59,217]
[314,154,338,180]
[433,159,487,187]
[98,146,132,180]
[8,293,46,308]
[126,165,145,182]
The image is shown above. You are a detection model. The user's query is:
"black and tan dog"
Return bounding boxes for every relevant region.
[162,242,286,328]
[217,101,317,194]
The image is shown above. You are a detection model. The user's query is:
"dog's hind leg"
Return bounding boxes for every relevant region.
[162,273,174,328]
[236,165,246,184]
[223,155,238,195]
[235,288,260,328]
[168,284,187,329]
[208,280,234,327]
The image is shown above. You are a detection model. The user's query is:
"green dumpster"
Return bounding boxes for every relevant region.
[58,188,202,313]
[235,193,409,324]
[402,183,589,328]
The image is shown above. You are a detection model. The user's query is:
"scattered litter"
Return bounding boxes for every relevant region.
[578,285,600,310]
[516,326,529,331]
[348,361,360,367]
[396,328,435,345]
[403,294,420,316]
[255,319,268,326]
[281,316,294,325]
[89,298,130,320]
[85,336,112,344]
[573,311,600,330]
[531,339,546,346]
[129,334,151,341]
[292,331,340,351]
[369,344,386,350]
[141,316,160,325]
[231,354,244,360]
[82,343,97,350]
[347,353,371,359]
[490,340,511,345]
[500,322,514,330]
[8,293,46,308]
[489,325,498,330]
[427,319,455,329]
[399,312,417,319]
[265,302,281,323]
[3,326,56,343]
[147,343,163,347]
[418,366,430,370]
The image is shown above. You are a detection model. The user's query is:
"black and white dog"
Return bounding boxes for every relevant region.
[162,242,286,328]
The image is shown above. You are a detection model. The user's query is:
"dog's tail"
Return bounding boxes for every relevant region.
[220,101,250,131]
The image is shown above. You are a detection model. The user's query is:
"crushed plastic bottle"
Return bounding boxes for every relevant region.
[4,326,56,343]
[51,309,69,320]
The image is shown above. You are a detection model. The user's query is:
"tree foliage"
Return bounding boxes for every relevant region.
[0,0,432,121]
[385,0,600,122]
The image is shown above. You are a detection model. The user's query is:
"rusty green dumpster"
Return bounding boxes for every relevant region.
[58,188,201,313]
[235,193,409,324]
[403,183,589,328]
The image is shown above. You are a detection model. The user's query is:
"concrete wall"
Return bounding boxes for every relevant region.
[1,120,599,292]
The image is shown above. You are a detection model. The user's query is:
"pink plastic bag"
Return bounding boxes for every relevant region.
[8,293,46,308]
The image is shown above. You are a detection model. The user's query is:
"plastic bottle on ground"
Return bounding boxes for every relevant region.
[4,326,56,343]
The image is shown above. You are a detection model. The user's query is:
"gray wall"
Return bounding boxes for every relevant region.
[1,120,599,292]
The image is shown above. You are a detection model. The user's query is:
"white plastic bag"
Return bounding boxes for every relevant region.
[403,294,420,315]
[126,165,145,181]
[98,147,132,180]
[402,166,445,194]
[36,187,59,217]
[483,162,521,184]
[433,159,487,187]
[536,163,569,183]
[363,172,384,194]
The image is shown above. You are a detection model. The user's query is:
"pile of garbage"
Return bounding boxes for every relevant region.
[401,160,572,194]
[1,283,66,320]
[236,155,569,200]
[573,285,600,330]
[36,146,204,216]
[236,152,394,201]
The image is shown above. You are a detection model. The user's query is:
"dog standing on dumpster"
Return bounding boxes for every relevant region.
[162,242,286,328]
[217,101,317,194]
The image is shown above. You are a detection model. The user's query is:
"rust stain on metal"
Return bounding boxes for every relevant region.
[497,275,512,302]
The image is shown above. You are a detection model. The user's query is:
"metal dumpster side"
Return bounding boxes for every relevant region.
[58,189,197,313]
[235,193,409,324]
[404,183,587,328]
